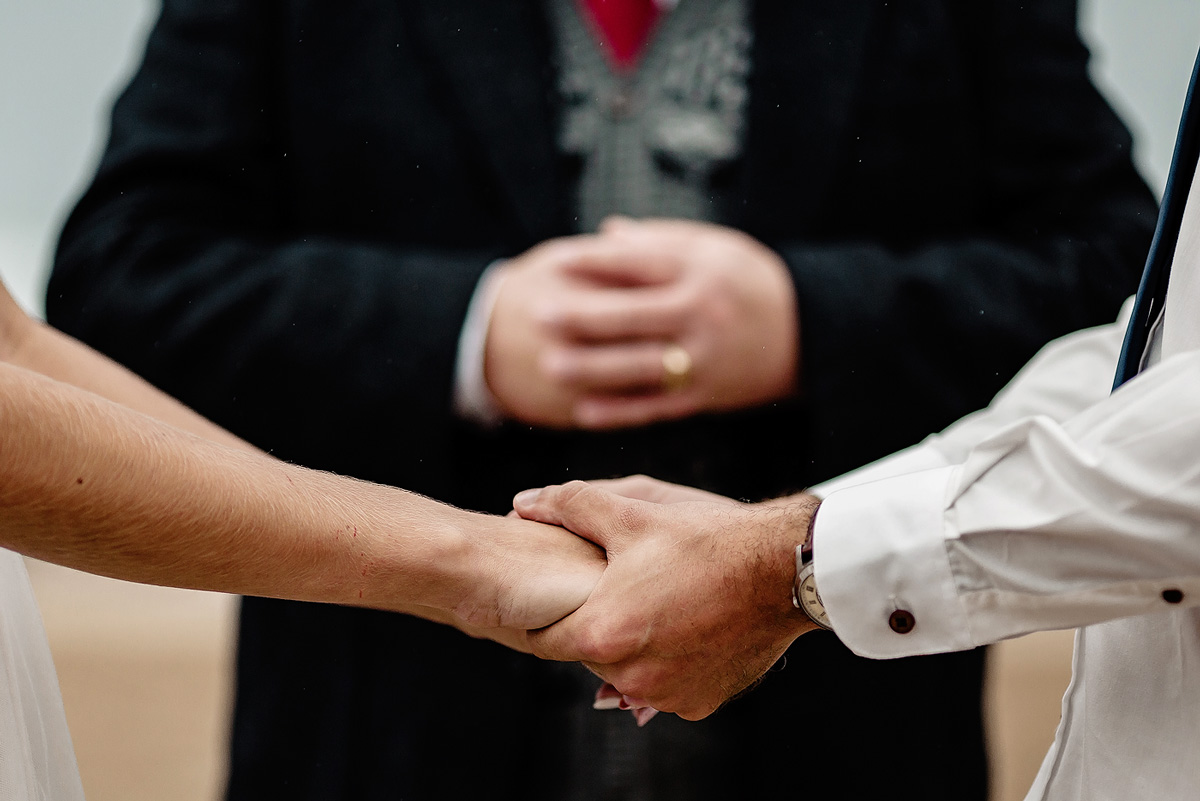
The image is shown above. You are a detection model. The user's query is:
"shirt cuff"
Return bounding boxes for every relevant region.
[454,261,508,426]
[814,465,977,659]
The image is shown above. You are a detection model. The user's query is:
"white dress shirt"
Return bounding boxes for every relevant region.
[813,156,1200,799]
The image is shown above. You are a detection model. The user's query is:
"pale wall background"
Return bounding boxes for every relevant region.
[2,3,1199,801]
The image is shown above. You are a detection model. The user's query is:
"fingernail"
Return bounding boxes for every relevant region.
[513,489,541,507]
[592,695,623,711]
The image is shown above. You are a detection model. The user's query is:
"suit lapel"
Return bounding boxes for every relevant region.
[410,0,566,242]
[735,1,877,235]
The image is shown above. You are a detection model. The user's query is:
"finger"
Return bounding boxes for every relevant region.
[598,683,664,725]
[592,682,624,710]
[524,235,668,287]
[588,475,669,502]
[593,684,659,727]
[526,617,594,663]
[633,706,660,727]
[541,342,669,393]
[595,216,702,248]
[540,286,689,342]
[590,475,737,506]
[512,481,588,528]
[527,611,643,666]
[597,215,637,235]
[512,481,648,553]
[559,240,682,287]
[618,693,655,710]
[573,390,699,430]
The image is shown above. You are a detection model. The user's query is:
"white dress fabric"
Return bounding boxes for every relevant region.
[0,549,86,801]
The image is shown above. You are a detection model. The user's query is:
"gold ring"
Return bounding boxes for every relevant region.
[661,345,693,392]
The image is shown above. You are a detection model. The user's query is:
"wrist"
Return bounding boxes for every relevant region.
[315,480,472,617]
[749,497,822,643]
[403,504,480,617]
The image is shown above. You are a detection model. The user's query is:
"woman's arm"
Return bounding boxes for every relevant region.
[0,284,602,641]
[0,283,252,452]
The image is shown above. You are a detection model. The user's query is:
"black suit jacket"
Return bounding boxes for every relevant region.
[49,1,1156,799]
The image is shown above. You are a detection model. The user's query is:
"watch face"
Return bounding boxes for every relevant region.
[797,565,832,630]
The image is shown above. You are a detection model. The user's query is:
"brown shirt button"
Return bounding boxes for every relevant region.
[889,609,916,634]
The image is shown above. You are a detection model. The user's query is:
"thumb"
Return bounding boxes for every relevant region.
[597,214,637,235]
[562,236,681,287]
[513,481,645,552]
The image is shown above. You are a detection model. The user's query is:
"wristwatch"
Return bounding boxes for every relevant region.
[792,504,833,631]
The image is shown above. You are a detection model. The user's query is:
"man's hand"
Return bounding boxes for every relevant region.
[513,481,820,719]
[486,236,611,427]
[547,218,799,429]
[484,219,799,429]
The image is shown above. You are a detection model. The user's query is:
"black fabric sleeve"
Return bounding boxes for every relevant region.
[48,1,497,483]
[773,1,1158,476]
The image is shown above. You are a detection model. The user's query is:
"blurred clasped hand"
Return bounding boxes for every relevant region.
[0,275,608,659]
[485,217,799,430]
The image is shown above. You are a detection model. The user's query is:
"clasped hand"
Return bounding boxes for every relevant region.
[511,475,821,721]
[485,218,799,429]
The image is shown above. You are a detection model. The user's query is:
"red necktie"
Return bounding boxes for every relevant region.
[582,0,662,72]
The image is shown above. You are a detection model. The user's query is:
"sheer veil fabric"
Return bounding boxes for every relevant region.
[0,549,85,801]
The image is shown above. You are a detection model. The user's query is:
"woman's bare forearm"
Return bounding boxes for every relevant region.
[3,311,253,452]
[0,362,459,606]
[0,290,601,633]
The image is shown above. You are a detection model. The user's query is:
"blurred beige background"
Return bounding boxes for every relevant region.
[28,556,1075,801]
[4,2,1200,800]
[26,561,236,801]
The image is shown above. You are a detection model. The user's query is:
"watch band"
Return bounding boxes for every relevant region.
[800,504,818,565]
[792,500,833,631]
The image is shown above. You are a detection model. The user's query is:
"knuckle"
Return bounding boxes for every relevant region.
[574,637,610,666]
[616,663,668,707]
[563,481,650,532]
[615,500,651,533]
[574,620,631,665]
[559,479,596,503]
[676,704,712,722]
[667,289,698,320]
[626,474,656,493]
